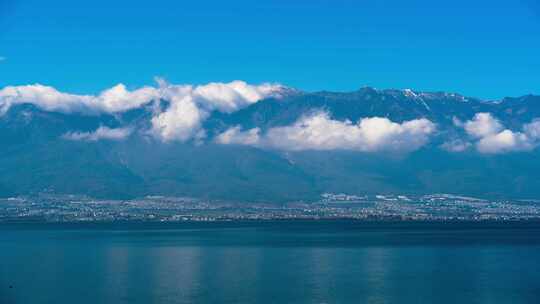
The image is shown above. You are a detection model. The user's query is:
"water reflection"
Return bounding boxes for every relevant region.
[1,226,540,304]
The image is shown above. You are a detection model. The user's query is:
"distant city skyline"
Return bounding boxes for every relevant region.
[1,0,539,99]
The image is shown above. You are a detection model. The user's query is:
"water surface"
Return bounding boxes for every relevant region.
[1,221,539,303]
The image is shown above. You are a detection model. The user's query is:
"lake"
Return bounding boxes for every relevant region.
[1,221,539,303]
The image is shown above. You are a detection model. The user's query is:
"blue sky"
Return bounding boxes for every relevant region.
[0,0,539,99]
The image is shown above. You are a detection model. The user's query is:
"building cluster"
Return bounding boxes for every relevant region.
[1,193,540,223]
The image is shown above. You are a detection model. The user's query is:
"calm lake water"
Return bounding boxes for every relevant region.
[1,221,540,304]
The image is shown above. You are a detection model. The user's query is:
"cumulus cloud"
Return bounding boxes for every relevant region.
[458,113,540,154]
[440,139,472,152]
[0,80,285,142]
[191,81,283,113]
[476,130,532,154]
[63,126,132,142]
[0,84,160,115]
[523,120,540,139]
[217,112,436,153]
[96,84,160,113]
[151,95,208,142]
[1,84,91,114]
[216,126,261,146]
[463,112,503,138]
[151,80,285,142]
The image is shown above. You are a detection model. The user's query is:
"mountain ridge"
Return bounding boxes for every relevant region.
[2,84,540,202]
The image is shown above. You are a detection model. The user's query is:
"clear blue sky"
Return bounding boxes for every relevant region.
[0,0,539,99]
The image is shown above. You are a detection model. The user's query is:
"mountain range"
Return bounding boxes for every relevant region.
[1,82,540,202]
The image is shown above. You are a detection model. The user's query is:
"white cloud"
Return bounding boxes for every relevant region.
[192,81,284,113]
[0,57,5,62]
[0,80,285,143]
[151,81,284,142]
[458,113,540,154]
[464,112,503,138]
[63,126,132,142]
[0,84,92,114]
[0,84,160,115]
[150,95,208,142]
[95,84,160,113]
[440,139,472,152]
[476,130,532,154]
[216,126,261,145]
[217,112,436,153]
[0,80,283,115]
[523,120,540,139]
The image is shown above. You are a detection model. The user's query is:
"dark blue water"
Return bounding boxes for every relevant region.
[1,221,540,304]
